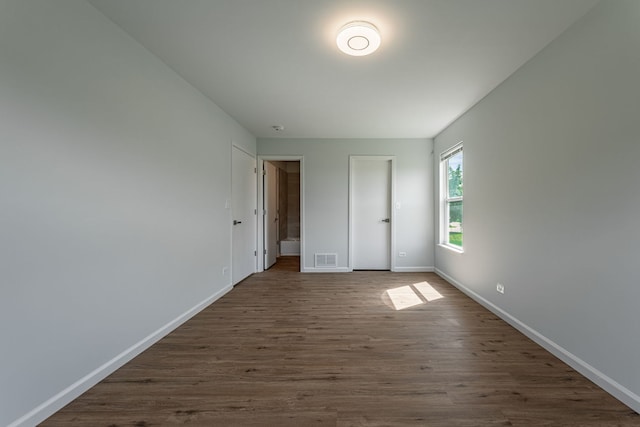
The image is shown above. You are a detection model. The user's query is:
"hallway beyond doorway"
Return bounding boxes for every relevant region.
[267,256,300,272]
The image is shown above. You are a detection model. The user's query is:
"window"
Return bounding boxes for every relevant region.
[441,144,463,250]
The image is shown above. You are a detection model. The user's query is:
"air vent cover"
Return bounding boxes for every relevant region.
[314,253,338,268]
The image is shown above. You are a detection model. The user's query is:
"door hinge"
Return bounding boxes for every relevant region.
[254,250,257,256]
[254,209,257,215]
[264,249,267,255]
[262,169,267,176]
[254,167,257,173]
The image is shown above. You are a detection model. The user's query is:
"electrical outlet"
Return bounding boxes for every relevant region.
[399,251,407,257]
[222,266,229,276]
[496,283,505,294]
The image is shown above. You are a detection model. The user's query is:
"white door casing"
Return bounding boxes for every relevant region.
[350,156,394,270]
[264,161,278,269]
[231,146,257,285]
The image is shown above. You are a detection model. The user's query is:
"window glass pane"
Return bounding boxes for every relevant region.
[447,151,463,198]
[448,200,463,247]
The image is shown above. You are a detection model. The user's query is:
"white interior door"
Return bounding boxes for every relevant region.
[264,161,278,269]
[352,158,391,270]
[232,147,256,284]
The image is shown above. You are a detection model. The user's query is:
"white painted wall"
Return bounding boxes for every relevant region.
[258,139,434,272]
[0,1,255,425]
[434,0,640,412]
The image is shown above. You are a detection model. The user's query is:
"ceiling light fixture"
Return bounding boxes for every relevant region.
[336,21,381,57]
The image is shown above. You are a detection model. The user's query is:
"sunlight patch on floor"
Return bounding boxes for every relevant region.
[413,281,444,301]
[385,285,424,310]
[383,281,445,311]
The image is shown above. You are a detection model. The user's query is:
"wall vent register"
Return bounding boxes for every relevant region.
[315,253,338,268]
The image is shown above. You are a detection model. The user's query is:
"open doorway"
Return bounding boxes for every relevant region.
[258,157,303,272]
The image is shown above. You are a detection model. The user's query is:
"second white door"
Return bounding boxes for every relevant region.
[352,158,391,270]
[264,161,278,269]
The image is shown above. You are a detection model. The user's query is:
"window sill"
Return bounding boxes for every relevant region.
[438,244,464,254]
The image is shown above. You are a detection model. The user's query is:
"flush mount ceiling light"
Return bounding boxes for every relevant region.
[336,21,381,56]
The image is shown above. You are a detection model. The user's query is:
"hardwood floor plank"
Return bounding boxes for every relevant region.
[40,260,640,426]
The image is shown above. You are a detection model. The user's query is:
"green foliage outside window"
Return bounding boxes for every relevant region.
[448,164,463,224]
[445,149,463,248]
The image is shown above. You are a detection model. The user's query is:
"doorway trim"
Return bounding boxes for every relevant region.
[349,155,396,272]
[257,155,304,272]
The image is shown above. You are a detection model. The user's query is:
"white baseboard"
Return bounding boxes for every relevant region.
[300,267,436,273]
[302,267,352,273]
[10,284,233,427]
[434,268,640,414]
[393,266,435,272]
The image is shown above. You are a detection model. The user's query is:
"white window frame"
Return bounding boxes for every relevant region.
[440,142,463,252]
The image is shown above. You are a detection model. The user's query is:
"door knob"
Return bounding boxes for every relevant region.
[381,218,390,223]
[233,220,242,225]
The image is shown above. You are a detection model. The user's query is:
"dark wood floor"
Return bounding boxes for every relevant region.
[42,257,639,426]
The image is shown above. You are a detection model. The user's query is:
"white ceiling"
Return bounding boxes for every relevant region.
[88,0,599,139]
